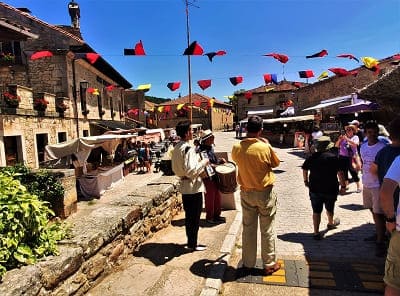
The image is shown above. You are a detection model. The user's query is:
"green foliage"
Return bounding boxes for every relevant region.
[145,96,171,104]
[0,164,65,207]
[0,172,67,278]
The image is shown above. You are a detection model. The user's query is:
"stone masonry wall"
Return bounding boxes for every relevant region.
[0,175,182,296]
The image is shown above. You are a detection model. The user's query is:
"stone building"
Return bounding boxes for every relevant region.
[0,2,133,168]
[234,57,400,126]
[155,93,233,131]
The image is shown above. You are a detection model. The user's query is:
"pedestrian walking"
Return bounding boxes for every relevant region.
[359,121,387,256]
[199,129,226,225]
[380,155,400,296]
[302,136,344,240]
[171,121,209,251]
[335,124,362,192]
[235,124,240,138]
[231,115,281,275]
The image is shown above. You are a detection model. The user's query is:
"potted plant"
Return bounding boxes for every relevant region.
[56,102,69,113]
[0,52,15,65]
[33,98,49,111]
[3,92,21,107]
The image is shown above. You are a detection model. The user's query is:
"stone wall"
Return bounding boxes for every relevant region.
[0,175,181,296]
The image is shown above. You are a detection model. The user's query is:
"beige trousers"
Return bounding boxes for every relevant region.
[240,186,277,268]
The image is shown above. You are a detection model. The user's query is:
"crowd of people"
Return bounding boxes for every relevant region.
[169,116,400,294]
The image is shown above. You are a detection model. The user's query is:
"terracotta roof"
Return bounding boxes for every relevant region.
[158,93,231,107]
[246,80,308,94]
[0,2,84,44]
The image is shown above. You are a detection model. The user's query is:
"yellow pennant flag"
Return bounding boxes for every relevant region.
[157,106,164,113]
[317,71,329,80]
[92,88,100,96]
[137,84,151,92]
[362,57,378,69]
[209,99,215,107]
[264,87,274,92]
[177,103,185,110]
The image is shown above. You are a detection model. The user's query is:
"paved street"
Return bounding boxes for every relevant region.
[85,131,383,296]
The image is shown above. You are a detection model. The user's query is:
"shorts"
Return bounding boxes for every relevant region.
[309,192,337,214]
[362,187,383,214]
[384,231,400,290]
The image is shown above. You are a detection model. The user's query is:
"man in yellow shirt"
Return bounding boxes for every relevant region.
[232,115,281,275]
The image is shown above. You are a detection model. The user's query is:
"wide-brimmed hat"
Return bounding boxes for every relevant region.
[378,124,390,137]
[348,119,360,126]
[315,136,334,152]
[200,129,214,141]
[345,124,357,133]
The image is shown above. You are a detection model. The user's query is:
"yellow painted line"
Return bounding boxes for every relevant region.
[263,275,286,283]
[309,271,334,278]
[310,278,336,287]
[277,259,285,267]
[362,281,385,290]
[358,273,384,281]
[272,269,285,276]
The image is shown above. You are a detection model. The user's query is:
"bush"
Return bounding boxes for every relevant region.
[0,171,67,278]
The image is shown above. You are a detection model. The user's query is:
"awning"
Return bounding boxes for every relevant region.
[337,101,379,114]
[247,109,274,116]
[302,95,352,111]
[0,19,39,40]
[263,114,314,124]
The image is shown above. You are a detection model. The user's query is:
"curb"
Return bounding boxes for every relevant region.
[200,211,242,296]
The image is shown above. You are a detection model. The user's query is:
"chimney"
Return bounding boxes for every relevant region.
[68,1,80,29]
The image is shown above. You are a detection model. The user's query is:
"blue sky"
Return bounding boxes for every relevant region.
[6,0,400,101]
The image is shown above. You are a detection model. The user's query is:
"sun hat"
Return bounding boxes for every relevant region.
[378,124,390,137]
[345,124,357,133]
[200,129,214,142]
[315,136,334,152]
[348,119,360,126]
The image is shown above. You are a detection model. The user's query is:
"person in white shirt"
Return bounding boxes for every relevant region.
[171,121,209,252]
[360,121,387,255]
[380,155,400,295]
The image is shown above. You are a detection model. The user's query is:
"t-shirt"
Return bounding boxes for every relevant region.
[360,141,387,188]
[339,135,359,157]
[374,146,400,184]
[302,150,341,195]
[384,156,400,231]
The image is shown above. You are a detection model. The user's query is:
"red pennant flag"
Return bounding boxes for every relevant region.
[244,91,252,99]
[292,82,302,88]
[105,85,115,91]
[306,49,328,58]
[229,76,243,86]
[167,82,181,91]
[298,70,314,78]
[183,41,204,55]
[263,74,278,84]
[86,53,100,64]
[197,79,211,90]
[264,53,289,64]
[328,68,358,77]
[87,87,95,94]
[164,105,171,113]
[30,50,53,60]
[337,53,359,63]
[124,40,146,55]
[204,50,226,62]
[193,100,202,107]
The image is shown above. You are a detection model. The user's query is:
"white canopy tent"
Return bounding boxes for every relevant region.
[302,94,352,111]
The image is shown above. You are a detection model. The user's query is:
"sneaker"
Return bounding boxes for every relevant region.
[356,188,362,193]
[185,244,207,252]
[327,218,340,230]
[265,262,281,275]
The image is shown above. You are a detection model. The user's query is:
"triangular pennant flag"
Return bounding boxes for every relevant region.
[263,74,278,85]
[197,79,211,90]
[263,53,289,64]
[292,82,302,88]
[337,53,359,63]
[361,57,380,74]
[92,88,100,96]
[164,105,171,113]
[328,68,358,77]
[157,106,164,113]
[204,50,226,62]
[306,49,328,58]
[264,87,274,92]
[208,99,215,108]
[298,70,314,78]
[85,53,100,64]
[30,50,53,60]
[229,76,243,86]
[167,82,181,91]
[317,71,329,80]
[193,100,202,107]
[177,103,185,110]
[124,40,146,55]
[105,85,115,91]
[244,91,252,99]
[183,41,204,55]
[137,84,151,92]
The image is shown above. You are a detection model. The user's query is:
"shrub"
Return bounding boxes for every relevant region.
[0,171,67,278]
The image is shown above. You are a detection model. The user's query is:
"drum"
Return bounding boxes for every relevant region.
[215,162,237,193]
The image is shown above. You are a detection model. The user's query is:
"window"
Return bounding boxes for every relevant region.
[57,132,67,143]
[83,130,89,137]
[0,41,22,64]
[4,136,23,166]
[36,133,48,164]
[258,95,264,105]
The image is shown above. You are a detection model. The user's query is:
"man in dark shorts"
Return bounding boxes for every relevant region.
[302,136,345,240]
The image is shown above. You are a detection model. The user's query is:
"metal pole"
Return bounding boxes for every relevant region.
[185,0,192,122]
[72,59,80,138]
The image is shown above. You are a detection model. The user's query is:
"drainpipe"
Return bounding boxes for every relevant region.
[72,59,80,138]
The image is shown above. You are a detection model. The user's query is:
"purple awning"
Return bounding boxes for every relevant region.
[337,101,379,114]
